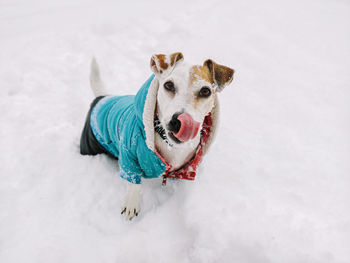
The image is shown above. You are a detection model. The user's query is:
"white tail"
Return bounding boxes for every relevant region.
[90,57,107,97]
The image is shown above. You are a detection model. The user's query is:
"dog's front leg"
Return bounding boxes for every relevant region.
[121,181,141,220]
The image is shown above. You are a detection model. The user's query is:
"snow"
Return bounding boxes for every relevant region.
[1,0,350,262]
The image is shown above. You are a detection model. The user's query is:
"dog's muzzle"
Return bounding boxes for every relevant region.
[168,113,200,142]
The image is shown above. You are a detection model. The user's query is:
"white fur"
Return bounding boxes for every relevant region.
[90,58,107,97]
[122,181,141,220]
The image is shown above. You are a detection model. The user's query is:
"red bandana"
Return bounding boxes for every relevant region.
[155,113,212,185]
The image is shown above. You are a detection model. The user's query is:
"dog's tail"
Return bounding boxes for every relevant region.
[90,57,107,97]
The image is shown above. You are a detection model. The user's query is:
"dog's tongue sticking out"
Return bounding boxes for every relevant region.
[173,113,201,142]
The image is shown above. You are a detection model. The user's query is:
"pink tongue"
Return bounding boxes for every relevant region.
[173,113,201,142]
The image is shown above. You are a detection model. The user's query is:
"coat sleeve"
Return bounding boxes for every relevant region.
[119,144,144,184]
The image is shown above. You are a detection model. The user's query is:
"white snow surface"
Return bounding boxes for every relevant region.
[1,0,350,262]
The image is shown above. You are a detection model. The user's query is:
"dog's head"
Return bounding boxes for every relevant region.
[150,52,234,144]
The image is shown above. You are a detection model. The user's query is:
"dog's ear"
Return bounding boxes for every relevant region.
[203,59,234,92]
[150,52,184,76]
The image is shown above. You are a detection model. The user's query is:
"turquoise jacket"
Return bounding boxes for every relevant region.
[90,75,167,184]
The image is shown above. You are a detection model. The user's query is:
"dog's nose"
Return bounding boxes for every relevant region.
[168,113,201,142]
[168,113,181,133]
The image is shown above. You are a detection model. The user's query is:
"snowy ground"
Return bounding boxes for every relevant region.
[1,0,350,262]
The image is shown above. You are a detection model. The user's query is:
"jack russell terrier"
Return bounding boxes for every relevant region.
[80,52,234,220]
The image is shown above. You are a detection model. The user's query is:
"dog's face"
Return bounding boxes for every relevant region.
[151,52,234,144]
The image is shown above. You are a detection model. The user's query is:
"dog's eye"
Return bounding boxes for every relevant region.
[198,87,211,98]
[164,81,175,92]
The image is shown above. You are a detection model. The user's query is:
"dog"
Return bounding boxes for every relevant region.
[80,52,234,220]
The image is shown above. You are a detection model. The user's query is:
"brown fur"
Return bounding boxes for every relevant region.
[190,65,213,85]
[170,52,184,67]
[150,54,168,74]
[156,54,169,70]
[189,60,234,107]
[189,65,213,109]
[203,59,234,91]
[150,52,184,74]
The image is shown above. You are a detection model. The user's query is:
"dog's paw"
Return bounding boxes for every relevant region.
[121,206,139,220]
[121,199,140,220]
[121,182,141,220]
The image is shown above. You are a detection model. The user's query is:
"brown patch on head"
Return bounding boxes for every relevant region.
[189,65,214,109]
[150,52,184,75]
[190,65,213,86]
